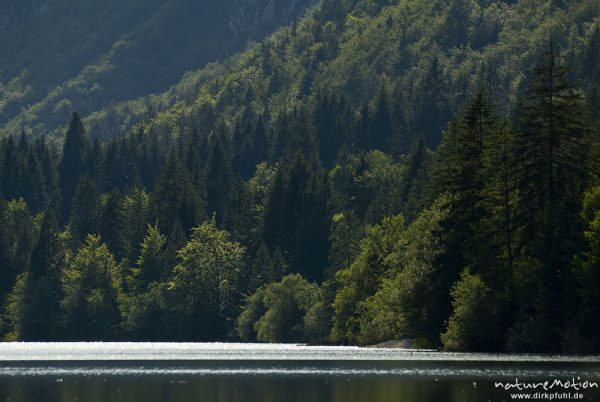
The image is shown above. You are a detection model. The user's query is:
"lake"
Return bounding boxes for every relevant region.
[1,343,599,402]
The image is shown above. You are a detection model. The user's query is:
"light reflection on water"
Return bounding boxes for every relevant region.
[1,365,599,378]
[1,342,598,362]
[0,344,599,402]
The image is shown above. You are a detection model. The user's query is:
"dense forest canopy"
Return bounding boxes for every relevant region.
[0,0,599,352]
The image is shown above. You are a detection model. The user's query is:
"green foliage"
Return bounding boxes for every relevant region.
[152,154,204,236]
[120,282,170,340]
[0,134,48,212]
[263,151,329,282]
[5,211,65,341]
[331,214,405,344]
[509,44,592,352]
[236,290,267,341]
[441,269,493,351]
[119,224,170,340]
[248,242,287,292]
[0,0,598,351]
[169,219,245,339]
[60,234,122,340]
[204,136,233,224]
[68,175,100,245]
[568,187,600,351]
[0,0,317,139]
[59,112,88,221]
[353,198,448,347]
[328,211,362,276]
[135,224,169,286]
[118,188,151,263]
[0,199,38,299]
[354,151,405,224]
[237,274,327,343]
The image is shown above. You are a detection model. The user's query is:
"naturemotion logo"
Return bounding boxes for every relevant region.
[494,377,598,400]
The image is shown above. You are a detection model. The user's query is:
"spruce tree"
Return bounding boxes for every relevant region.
[263,152,329,282]
[582,24,600,121]
[98,192,121,255]
[16,211,63,340]
[205,135,233,224]
[59,112,89,222]
[68,175,100,246]
[399,135,431,221]
[22,148,46,213]
[369,87,394,153]
[510,42,590,352]
[61,235,121,340]
[0,199,36,300]
[0,135,17,201]
[432,92,496,345]
[153,154,203,236]
[118,187,150,264]
[135,224,168,286]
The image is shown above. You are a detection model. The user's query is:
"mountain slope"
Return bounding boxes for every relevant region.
[0,0,316,137]
[27,0,597,148]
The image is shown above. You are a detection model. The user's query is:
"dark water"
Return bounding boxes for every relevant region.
[1,343,599,402]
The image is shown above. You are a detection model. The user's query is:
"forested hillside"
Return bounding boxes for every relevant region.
[34,0,600,145]
[0,0,316,138]
[0,0,599,352]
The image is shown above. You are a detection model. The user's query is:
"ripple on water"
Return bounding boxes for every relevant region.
[0,343,599,362]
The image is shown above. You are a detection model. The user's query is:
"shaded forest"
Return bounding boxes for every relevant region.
[0,0,599,352]
[0,0,316,138]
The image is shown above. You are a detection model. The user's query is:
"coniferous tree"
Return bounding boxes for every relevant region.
[61,235,122,340]
[10,211,63,340]
[315,91,352,166]
[0,135,17,201]
[35,136,57,206]
[0,199,37,301]
[22,147,46,213]
[98,192,121,255]
[399,135,432,221]
[417,56,451,147]
[441,0,470,48]
[247,242,276,292]
[135,224,169,286]
[223,179,254,246]
[432,92,495,344]
[328,211,361,277]
[205,135,233,224]
[369,87,394,153]
[355,101,370,152]
[263,151,329,282]
[68,175,100,246]
[0,4,598,348]
[59,112,89,222]
[582,24,600,121]
[153,153,203,236]
[118,187,151,263]
[509,43,590,352]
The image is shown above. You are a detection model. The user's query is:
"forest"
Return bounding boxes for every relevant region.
[0,0,316,138]
[0,0,599,353]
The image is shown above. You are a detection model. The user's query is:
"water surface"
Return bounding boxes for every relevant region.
[1,343,598,402]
